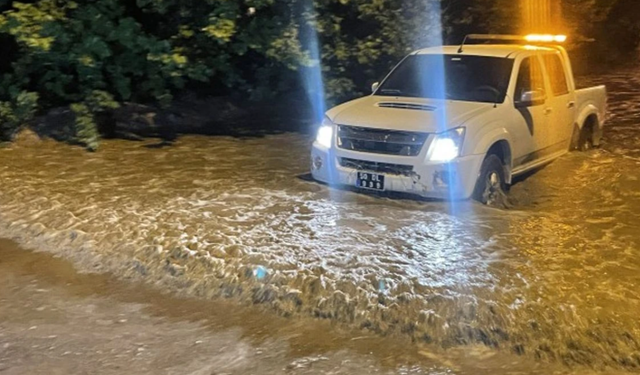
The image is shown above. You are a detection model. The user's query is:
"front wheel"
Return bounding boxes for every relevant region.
[472,154,507,205]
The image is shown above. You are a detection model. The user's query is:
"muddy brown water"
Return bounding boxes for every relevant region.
[0,239,437,374]
[0,69,639,373]
[0,239,556,374]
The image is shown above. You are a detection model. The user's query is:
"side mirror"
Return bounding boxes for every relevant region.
[516,90,546,108]
[371,82,380,93]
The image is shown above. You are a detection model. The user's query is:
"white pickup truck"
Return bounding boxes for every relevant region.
[310,34,607,204]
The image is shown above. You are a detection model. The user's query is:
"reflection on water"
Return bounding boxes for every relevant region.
[0,70,639,372]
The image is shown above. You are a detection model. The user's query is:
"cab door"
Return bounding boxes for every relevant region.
[511,54,550,167]
[541,52,577,152]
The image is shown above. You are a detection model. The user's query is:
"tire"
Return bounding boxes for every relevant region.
[576,124,594,152]
[569,124,580,151]
[472,154,507,205]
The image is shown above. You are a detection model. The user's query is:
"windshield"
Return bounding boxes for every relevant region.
[376,54,514,103]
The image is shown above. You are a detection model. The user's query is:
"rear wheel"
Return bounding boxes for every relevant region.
[577,124,594,151]
[473,154,507,205]
[569,124,580,151]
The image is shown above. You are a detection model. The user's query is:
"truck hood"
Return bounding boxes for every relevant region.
[328,96,495,133]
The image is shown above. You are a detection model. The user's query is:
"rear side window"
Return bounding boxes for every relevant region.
[543,54,569,96]
[515,57,545,103]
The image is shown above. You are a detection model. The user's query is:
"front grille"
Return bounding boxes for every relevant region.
[337,125,428,156]
[339,158,414,176]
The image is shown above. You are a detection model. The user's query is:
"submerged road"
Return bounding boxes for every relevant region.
[0,239,432,374]
[0,69,639,373]
[0,239,552,374]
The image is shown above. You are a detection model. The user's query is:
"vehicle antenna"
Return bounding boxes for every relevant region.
[457,35,469,54]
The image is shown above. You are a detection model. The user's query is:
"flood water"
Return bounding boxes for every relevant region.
[0,69,639,373]
[0,238,454,374]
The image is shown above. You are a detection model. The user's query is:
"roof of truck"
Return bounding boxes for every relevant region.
[414,44,559,58]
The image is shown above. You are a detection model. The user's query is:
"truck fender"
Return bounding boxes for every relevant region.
[576,104,602,146]
[470,127,514,183]
[576,104,600,131]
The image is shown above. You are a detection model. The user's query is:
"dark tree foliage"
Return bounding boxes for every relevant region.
[0,0,636,148]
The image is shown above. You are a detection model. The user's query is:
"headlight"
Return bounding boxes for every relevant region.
[315,117,334,149]
[428,127,465,162]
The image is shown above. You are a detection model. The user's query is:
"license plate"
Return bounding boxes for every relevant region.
[356,172,385,191]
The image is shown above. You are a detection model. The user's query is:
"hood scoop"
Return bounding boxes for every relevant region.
[377,102,436,112]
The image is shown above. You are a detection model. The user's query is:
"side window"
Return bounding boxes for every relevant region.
[542,54,569,96]
[515,57,545,106]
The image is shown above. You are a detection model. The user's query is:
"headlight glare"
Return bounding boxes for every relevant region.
[428,127,465,162]
[315,117,334,148]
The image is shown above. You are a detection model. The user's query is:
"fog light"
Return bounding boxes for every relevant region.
[313,156,323,170]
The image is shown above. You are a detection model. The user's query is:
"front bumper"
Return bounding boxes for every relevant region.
[310,141,485,200]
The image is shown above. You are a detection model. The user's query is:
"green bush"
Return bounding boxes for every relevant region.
[0,0,636,149]
[0,0,213,149]
[0,91,38,140]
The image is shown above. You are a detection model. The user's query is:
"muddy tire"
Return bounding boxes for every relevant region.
[472,154,507,205]
[569,124,580,151]
[576,124,594,152]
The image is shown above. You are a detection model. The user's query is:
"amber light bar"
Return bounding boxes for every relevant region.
[524,34,568,43]
[458,34,568,53]
[463,34,568,43]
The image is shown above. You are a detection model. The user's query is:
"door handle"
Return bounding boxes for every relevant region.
[567,101,576,109]
[544,107,553,115]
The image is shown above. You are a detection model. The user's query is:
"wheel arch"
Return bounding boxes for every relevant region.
[576,105,602,146]
[471,128,514,184]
